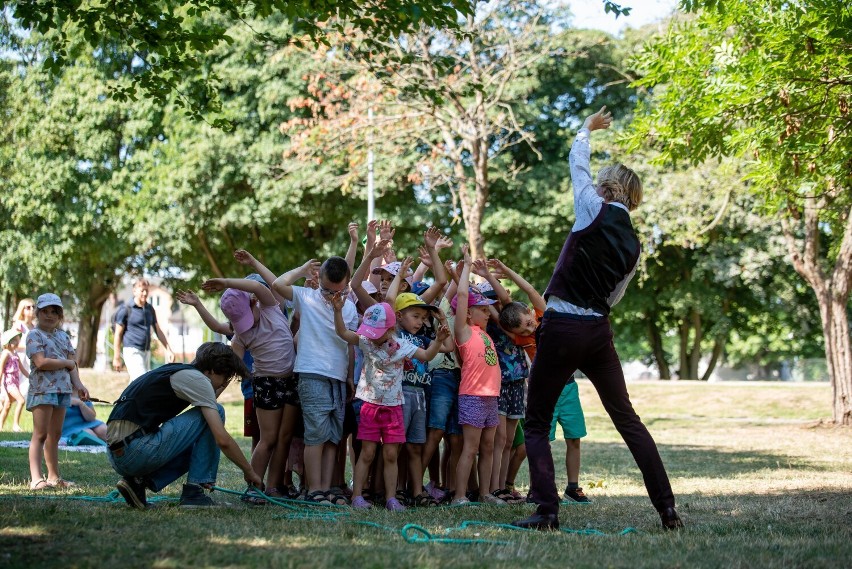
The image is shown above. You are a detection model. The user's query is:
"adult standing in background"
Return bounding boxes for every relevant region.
[11,298,37,393]
[113,278,175,382]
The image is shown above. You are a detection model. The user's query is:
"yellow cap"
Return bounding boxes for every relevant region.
[394,293,438,313]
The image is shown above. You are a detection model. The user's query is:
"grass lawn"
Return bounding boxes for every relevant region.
[1,372,850,568]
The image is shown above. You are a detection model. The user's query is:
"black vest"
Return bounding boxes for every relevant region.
[544,204,640,316]
[108,363,199,431]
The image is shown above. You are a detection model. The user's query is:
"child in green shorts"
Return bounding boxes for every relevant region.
[549,381,589,503]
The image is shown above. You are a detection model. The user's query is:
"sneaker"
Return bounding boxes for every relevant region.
[116,477,147,510]
[385,497,406,512]
[351,495,372,510]
[451,496,471,506]
[179,483,216,508]
[481,492,508,506]
[564,487,592,503]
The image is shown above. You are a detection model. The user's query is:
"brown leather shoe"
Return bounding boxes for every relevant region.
[659,506,684,530]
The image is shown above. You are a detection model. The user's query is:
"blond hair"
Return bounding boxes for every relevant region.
[12,298,35,322]
[597,164,643,211]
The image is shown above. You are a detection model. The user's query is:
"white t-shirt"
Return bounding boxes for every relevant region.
[356,335,418,406]
[292,286,358,381]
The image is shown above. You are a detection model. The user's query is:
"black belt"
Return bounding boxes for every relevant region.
[108,427,157,452]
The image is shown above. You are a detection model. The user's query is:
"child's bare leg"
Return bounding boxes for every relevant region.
[29,405,52,483]
[44,406,66,482]
[250,407,283,481]
[352,441,377,497]
[332,435,348,488]
[0,395,10,430]
[454,425,483,499]
[477,426,497,498]
[406,442,424,496]
[566,438,581,485]
[447,434,463,494]
[266,404,298,490]
[490,415,508,492]
[382,443,401,500]
[499,418,519,490]
[304,444,324,492]
[507,443,527,488]
[319,441,338,490]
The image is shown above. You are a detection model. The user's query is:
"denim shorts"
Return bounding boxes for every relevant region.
[458,395,499,429]
[358,402,405,444]
[498,379,526,419]
[26,392,71,411]
[549,382,587,441]
[402,386,427,444]
[298,373,345,446]
[427,368,461,435]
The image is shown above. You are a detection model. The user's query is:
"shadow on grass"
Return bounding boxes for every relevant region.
[575,441,830,479]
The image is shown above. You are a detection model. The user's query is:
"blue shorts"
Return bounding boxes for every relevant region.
[26,392,71,411]
[402,386,427,444]
[427,368,461,435]
[549,382,586,440]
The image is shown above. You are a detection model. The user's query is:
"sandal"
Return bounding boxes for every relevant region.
[30,479,50,490]
[240,486,268,505]
[325,491,350,506]
[46,478,76,489]
[304,490,332,505]
[493,488,524,505]
[413,491,439,507]
[265,487,285,499]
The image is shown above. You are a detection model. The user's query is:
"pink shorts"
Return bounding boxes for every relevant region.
[357,402,405,444]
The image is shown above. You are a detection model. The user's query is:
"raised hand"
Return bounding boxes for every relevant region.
[461,243,471,264]
[436,324,450,342]
[471,258,491,279]
[582,105,613,132]
[436,233,453,251]
[201,279,227,293]
[331,292,346,311]
[424,226,442,249]
[418,245,433,268]
[348,222,359,242]
[486,258,510,280]
[399,256,414,276]
[233,249,256,266]
[365,219,378,252]
[369,238,392,260]
[175,290,201,307]
[299,259,322,279]
[378,219,395,242]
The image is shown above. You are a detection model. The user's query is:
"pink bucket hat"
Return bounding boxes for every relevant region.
[220,288,254,335]
[357,303,396,340]
[450,291,497,313]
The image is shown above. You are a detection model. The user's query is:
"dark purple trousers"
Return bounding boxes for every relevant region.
[524,311,675,515]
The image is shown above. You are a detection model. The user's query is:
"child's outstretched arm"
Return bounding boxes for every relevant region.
[454,245,473,344]
[234,249,285,305]
[351,238,391,309]
[471,259,512,308]
[412,321,451,362]
[201,277,276,306]
[385,255,413,309]
[419,227,448,304]
[331,293,359,346]
[487,258,546,313]
[272,259,321,301]
[378,220,398,263]
[345,222,359,274]
[175,290,231,335]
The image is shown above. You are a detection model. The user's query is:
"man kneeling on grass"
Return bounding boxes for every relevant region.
[106,342,263,509]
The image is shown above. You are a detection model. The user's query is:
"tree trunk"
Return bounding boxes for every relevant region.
[782,200,852,425]
[688,308,703,380]
[700,337,725,382]
[647,316,671,379]
[75,281,112,367]
[677,318,689,379]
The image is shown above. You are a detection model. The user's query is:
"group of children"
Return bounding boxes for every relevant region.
[174,220,590,510]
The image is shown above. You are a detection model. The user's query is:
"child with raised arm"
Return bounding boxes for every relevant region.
[272,256,358,505]
[450,246,503,505]
[489,257,590,503]
[384,254,454,507]
[200,272,295,504]
[513,106,681,531]
[332,296,449,511]
[26,294,89,489]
